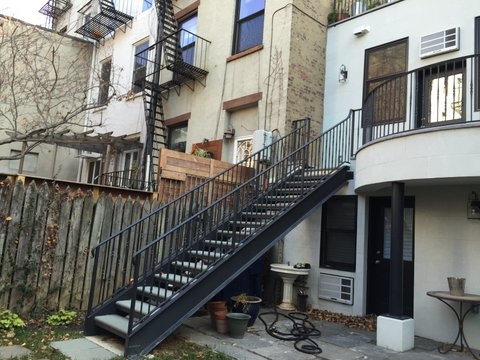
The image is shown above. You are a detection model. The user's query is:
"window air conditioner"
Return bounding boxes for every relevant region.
[318,273,354,305]
[420,27,459,59]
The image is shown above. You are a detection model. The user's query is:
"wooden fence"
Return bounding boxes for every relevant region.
[0,151,253,316]
[0,177,160,316]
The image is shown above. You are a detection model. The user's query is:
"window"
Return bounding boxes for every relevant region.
[320,196,357,272]
[417,60,465,124]
[363,39,408,126]
[87,159,101,184]
[233,0,265,54]
[98,58,112,105]
[168,123,188,152]
[179,15,197,65]
[9,150,39,173]
[142,0,153,12]
[132,40,149,93]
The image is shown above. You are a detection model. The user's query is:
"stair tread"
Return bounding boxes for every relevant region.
[172,261,208,271]
[138,285,174,300]
[116,299,155,316]
[95,314,129,338]
[188,250,223,259]
[156,272,193,285]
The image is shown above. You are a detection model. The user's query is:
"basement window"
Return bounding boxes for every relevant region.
[320,196,357,272]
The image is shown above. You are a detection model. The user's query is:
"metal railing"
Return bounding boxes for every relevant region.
[362,54,480,143]
[134,29,210,89]
[329,0,396,24]
[97,169,148,190]
[86,116,356,325]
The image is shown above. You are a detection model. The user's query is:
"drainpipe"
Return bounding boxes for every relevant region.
[389,181,404,317]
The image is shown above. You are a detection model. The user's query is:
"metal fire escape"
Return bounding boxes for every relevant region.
[134,0,210,190]
[75,0,133,43]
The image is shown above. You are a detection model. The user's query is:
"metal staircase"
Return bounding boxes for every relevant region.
[135,0,210,190]
[84,117,356,358]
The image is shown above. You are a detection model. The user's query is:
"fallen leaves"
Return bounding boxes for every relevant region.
[307,308,377,332]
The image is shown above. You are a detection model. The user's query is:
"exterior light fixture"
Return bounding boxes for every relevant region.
[339,64,348,83]
[223,127,235,140]
[467,191,480,219]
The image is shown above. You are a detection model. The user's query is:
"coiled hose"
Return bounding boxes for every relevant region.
[257,278,322,354]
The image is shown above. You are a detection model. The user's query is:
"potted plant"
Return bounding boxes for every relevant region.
[226,312,251,338]
[231,293,262,326]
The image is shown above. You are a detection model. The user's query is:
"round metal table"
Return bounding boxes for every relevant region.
[427,291,480,359]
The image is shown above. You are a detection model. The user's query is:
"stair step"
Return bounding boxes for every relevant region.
[229,220,265,227]
[156,272,194,285]
[217,228,255,236]
[264,194,300,201]
[116,299,155,316]
[241,210,278,219]
[137,286,174,300]
[172,261,208,272]
[95,314,129,338]
[253,202,292,209]
[204,239,235,247]
[188,250,223,259]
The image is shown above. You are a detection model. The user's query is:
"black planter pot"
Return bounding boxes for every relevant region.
[231,295,262,326]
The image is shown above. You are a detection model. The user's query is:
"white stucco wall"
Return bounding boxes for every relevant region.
[324,0,479,130]
[355,124,480,191]
[415,185,480,347]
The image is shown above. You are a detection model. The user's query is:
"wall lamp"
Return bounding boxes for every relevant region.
[339,64,348,83]
[223,127,235,140]
[467,191,480,219]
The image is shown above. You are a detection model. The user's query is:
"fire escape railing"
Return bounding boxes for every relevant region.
[86,115,356,331]
[361,54,480,144]
[134,29,210,92]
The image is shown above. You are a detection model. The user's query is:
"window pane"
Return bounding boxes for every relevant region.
[169,124,188,152]
[98,59,111,105]
[321,196,357,271]
[132,41,149,93]
[142,0,152,12]
[237,14,264,53]
[239,0,265,19]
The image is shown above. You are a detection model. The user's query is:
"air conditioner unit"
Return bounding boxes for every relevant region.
[420,27,460,59]
[252,130,273,161]
[318,273,354,305]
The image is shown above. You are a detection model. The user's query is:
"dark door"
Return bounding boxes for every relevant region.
[367,197,414,316]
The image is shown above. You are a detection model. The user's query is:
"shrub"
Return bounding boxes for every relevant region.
[0,310,25,330]
[46,308,77,326]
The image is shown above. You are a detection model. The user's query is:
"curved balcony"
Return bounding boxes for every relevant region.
[353,54,480,191]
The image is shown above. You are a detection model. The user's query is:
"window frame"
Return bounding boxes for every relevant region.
[232,0,265,55]
[363,38,408,126]
[167,122,188,153]
[132,39,149,93]
[320,196,358,272]
[98,57,112,105]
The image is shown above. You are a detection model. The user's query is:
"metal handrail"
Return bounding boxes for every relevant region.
[362,53,480,144]
[86,118,312,315]
[121,116,354,333]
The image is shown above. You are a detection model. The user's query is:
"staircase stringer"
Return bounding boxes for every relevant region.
[123,166,352,357]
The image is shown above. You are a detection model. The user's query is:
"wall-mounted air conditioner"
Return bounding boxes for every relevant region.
[252,130,273,162]
[318,273,354,305]
[420,27,460,59]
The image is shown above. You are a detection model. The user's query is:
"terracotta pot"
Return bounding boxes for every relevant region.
[207,301,227,328]
[215,317,228,334]
[214,309,228,320]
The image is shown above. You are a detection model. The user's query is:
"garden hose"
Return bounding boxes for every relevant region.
[257,278,322,355]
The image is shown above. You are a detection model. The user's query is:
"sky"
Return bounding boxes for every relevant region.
[0,0,48,25]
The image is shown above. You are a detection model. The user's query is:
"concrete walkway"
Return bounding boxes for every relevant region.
[0,308,476,359]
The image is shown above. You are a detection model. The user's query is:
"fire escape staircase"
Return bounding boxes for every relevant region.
[75,0,133,43]
[84,117,355,358]
[136,0,210,190]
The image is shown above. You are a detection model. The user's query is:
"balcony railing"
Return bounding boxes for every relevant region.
[360,54,480,145]
[329,0,396,24]
[134,29,210,92]
[97,169,148,190]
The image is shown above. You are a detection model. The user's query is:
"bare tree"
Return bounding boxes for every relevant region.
[0,15,119,162]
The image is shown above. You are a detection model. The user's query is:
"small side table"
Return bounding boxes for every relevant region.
[427,291,480,359]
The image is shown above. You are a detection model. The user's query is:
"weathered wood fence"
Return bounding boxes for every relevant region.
[0,178,160,316]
